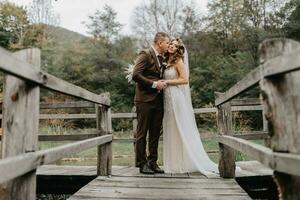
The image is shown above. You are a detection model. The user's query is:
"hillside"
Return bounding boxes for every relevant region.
[46,25,90,44]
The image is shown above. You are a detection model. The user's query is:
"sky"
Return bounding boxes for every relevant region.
[6,0,208,36]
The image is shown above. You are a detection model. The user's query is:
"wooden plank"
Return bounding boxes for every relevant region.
[217,135,300,176]
[69,188,250,200]
[232,105,262,111]
[235,161,272,177]
[37,165,127,176]
[35,163,271,178]
[38,133,99,141]
[40,134,112,165]
[261,42,300,77]
[0,49,40,200]
[215,67,261,106]
[0,135,112,184]
[37,165,97,176]
[1,131,271,142]
[39,113,96,119]
[259,38,300,199]
[112,166,133,176]
[233,131,269,140]
[0,47,43,85]
[40,101,94,109]
[0,47,109,106]
[69,176,250,200]
[42,73,110,105]
[110,131,268,144]
[216,92,235,178]
[230,98,261,106]
[193,107,217,114]
[91,177,243,189]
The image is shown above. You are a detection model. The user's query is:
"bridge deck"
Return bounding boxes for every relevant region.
[68,175,250,200]
[36,161,272,178]
[37,161,272,200]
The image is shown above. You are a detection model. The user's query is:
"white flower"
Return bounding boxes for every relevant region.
[125,63,135,83]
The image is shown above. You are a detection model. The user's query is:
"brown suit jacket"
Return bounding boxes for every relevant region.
[132,47,163,102]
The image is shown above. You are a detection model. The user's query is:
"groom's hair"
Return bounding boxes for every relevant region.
[154,32,169,44]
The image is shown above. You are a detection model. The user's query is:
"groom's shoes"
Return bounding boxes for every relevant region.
[139,164,155,174]
[149,164,165,174]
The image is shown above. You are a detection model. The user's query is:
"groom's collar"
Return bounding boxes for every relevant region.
[151,45,161,57]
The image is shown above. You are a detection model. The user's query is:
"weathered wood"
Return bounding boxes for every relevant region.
[111,131,269,144]
[233,131,269,140]
[262,105,271,147]
[39,113,96,119]
[43,73,110,105]
[0,47,109,106]
[0,135,112,185]
[69,176,251,200]
[230,98,261,106]
[40,101,94,109]
[217,135,273,167]
[38,133,99,141]
[193,107,217,113]
[0,49,40,200]
[96,94,112,176]
[0,131,268,142]
[232,105,262,111]
[217,135,300,177]
[215,68,261,106]
[259,38,300,199]
[215,92,235,178]
[235,161,273,177]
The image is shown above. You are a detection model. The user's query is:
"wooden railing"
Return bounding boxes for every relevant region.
[0,47,113,200]
[0,99,269,144]
[215,38,300,199]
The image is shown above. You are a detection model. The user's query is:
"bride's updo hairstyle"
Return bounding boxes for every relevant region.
[166,38,185,65]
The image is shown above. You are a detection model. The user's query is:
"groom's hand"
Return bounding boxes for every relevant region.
[156,80,167,90]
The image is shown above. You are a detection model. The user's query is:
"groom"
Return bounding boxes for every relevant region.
[132,32,170,174]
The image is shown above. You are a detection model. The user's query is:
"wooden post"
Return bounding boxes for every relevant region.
[262,106,270,147]
[96,93,112,176]
[0,49,40,200]
[259,38,300,199]
[215,92,235,178]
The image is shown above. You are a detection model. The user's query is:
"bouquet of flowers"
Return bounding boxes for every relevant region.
[125,63,135,83]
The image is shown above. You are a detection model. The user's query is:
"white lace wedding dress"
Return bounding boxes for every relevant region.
[163,66,219,176]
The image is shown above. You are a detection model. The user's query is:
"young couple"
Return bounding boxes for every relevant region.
[132,32,218,176]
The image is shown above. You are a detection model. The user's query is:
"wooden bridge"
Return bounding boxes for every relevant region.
[0,38,299,199]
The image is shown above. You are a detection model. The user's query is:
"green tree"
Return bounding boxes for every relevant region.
[0,2,29,49]
[85,5,122,43]
[283,2,300,41]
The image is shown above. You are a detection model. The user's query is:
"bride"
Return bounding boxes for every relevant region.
[162,38,219,176]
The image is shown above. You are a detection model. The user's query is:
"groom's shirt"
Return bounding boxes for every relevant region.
[151,46,164,89]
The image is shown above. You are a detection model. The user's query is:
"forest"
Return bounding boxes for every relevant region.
[0,0,299,131]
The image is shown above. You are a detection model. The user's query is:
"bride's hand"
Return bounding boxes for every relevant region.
[160,80,168,89]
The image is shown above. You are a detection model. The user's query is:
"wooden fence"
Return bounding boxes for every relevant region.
[1,98,269,145]
[0,47,113,200]
[215,39,300,199]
